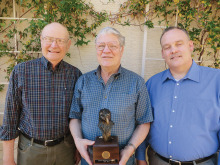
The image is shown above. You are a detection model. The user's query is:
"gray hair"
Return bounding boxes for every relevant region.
[160,26,190,45]
[95,27,125,47]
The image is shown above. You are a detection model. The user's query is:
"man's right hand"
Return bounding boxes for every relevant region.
[74,137,95,165]
[3,159,16,165]
[3,140,16,165]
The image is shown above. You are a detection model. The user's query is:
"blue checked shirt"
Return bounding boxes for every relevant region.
[136,60,220,162]
[69,66,153,149]
[0,56,82,140]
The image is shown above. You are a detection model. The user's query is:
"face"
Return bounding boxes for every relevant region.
[161,29,194,71]
[40,23,71,66]
[96,33,124,70]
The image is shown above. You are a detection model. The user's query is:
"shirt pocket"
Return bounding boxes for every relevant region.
[64,87,74,106]
[109,93,137,122]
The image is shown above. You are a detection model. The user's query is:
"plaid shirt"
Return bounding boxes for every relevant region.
[0,56,82,140]
[69,66,153,149]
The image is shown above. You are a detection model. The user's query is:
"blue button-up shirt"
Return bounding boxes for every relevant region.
[69,66,153,149]
[136,60,220,162]
[0,56,82,140]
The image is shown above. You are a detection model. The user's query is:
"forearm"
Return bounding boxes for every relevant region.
[69,119,83,140]
[128,123,150,151]
[69,118,95,165]
[119,123,150,165]
[3,139,16,165]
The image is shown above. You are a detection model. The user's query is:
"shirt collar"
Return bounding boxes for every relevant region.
[162,60,200,83]
[95,65,122,79]
[40,56,64,71]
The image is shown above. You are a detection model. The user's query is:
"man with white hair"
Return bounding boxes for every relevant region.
[69,27,153,165]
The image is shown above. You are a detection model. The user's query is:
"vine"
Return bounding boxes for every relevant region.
[0,0,219,91]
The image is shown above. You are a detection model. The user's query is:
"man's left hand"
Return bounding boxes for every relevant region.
[119,145,135,165]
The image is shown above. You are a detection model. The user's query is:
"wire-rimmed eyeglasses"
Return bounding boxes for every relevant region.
[41,36,69,46]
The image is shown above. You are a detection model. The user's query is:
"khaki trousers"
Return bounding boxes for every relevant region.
[17,133,76,165]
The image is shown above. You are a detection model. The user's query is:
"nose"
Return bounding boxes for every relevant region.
[50,40,59,47]
[103,45,111,52]
[170,46,178,54]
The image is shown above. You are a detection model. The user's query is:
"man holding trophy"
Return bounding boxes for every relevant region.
[69,27,153,165]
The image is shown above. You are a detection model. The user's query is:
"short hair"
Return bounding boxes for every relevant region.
[160,26,190,44]
[95,27,125,47]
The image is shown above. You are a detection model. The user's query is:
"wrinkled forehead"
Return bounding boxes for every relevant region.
[41,23,69,39]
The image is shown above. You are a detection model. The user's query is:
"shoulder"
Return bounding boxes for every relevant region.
[147,69,167,83]
[146,69,168,90]
[13,58,40,71]
[75,69,96,84]
[121,67,145,82]
[199,65,220,74]
[198,65,220,82]
[73,69,96,92]
[62,61,81,74]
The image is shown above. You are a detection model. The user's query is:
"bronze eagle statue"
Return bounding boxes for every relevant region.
[98,109,114,142]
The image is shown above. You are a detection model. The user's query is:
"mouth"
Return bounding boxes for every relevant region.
[170,54,182,60]
[49,50,60,53]
[102,56,113,59]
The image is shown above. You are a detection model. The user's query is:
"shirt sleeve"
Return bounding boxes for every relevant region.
[69,76,84,120]
[135,79,153,125]
[135,137,149,160]
[0,66,21,140]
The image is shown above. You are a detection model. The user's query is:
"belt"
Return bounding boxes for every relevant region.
[156,152,214,165]
[21,132,69,146]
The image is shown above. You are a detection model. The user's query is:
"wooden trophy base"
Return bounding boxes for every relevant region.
[93,136,119,165]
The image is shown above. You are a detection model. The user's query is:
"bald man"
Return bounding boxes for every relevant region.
[0,22,82,165]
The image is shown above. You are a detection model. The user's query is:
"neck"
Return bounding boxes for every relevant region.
[101,66,119,84]
[170,62,192,80]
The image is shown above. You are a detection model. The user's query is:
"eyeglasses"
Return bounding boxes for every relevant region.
[41,36,69,45]
[96,42,120,51]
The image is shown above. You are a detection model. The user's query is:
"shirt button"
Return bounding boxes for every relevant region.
[177,83,179,85]
[105,96,107,99]
[174,96,177,99]
[170,125,173,128]
[169,141,172,144]
[65,88,67,90]
[172,110,175,112]
[170,155,172,158]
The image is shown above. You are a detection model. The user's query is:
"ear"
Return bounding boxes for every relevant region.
[189,40,194,52]
[67,39,71,50]
[120,46,124,57]
[40,36,43,44]
[161,49,165,59]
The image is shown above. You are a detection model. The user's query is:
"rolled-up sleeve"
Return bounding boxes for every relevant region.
[0,66,22,140]
[69,76,84,120]
[135,79,153,125]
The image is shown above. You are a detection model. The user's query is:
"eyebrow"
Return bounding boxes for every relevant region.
[163,40,184,46]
